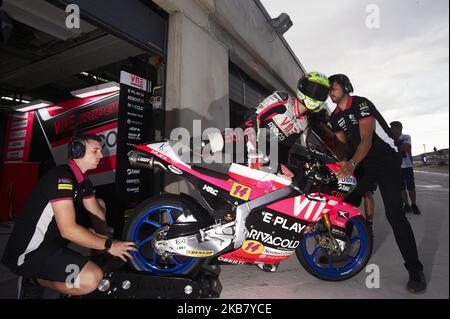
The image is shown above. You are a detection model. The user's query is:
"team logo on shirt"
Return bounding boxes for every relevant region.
[338,118,347,131]
[348,114,358,125]
[58,178,73,190]
[359,102,371,117]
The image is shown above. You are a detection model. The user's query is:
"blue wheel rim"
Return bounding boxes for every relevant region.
[130,205,196,273]
[301,217,368,278]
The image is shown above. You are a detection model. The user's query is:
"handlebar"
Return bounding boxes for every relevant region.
[289,165,316,195]
[302,178,314,195]
[289,163,332,202]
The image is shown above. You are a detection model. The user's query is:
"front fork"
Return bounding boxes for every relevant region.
[322,212,333,236]
[313,212,347,255]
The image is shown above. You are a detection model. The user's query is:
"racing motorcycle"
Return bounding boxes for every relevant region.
[123,136,372,281]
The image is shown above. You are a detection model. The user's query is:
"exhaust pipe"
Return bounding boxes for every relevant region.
[128,151,167,171]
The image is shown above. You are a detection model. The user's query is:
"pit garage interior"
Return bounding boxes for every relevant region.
[0,0,168,233]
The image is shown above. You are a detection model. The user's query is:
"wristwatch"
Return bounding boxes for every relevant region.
[104,239,113,252]
[349,159,358,169]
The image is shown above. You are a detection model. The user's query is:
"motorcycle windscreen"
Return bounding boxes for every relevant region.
[305,129,339,160]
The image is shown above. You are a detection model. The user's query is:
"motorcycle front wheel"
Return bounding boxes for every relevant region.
[296,215,373,281]
[122,195,208,275]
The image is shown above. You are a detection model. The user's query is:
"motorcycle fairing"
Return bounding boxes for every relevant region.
[134,142,361,265]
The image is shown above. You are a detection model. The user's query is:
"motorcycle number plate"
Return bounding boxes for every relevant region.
[230,183,252,201]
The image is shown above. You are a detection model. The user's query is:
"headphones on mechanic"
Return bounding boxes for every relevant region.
[68,136,87,160]
[330,74,354,94]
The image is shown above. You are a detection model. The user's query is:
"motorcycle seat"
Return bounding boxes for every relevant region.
[191,162,231,181]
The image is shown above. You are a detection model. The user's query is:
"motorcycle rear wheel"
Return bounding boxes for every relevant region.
[122,195,208,275]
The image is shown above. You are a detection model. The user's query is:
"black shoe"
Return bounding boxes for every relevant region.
[412,204,421,215]
[403,203,412,213]
[17,277,45,299]
[407,271,427,294]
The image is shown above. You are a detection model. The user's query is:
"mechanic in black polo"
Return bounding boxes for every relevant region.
[327,74,426,294]
[1,134,136,297]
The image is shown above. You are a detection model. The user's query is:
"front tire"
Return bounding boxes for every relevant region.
[296,216,373,281]
[122,195,208,275]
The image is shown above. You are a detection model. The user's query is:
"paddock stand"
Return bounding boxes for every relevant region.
[83,264,222,299]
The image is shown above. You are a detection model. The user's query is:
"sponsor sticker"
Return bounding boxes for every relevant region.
[8,140,25,149]
[58,184,73,191]
[58,178,73,190]
[230,183,252,201]
[7,150,24,160]
[241,240,265,255]
[247,229,299,249]
[185,249,214,257]
[203,184,219,196]
[263,246,294,257]
[10,130,27,139]
[11,120,28,129]
[337,210,349,219]
[217,257,245,265]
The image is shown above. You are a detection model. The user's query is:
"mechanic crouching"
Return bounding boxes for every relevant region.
[1,135,137,298]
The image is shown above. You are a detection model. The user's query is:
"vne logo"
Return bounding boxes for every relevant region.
[130,75,144,90]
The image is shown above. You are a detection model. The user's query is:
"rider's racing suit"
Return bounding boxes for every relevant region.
[242,91,309,171]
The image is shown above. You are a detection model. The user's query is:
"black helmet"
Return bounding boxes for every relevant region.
[297,72,330,110]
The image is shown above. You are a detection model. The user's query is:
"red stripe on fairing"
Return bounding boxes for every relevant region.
[326,163,341,174]
[219,249,291,265]
[257,255,290,264]
[50,122,118,147]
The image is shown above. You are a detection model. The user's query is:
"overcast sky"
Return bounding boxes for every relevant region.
[261,0,449,156]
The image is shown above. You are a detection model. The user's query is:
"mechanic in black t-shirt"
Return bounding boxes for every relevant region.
[1,135,137,297]
[328,74,426,294]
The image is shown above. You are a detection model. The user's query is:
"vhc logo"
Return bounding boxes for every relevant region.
[203,184,219,196]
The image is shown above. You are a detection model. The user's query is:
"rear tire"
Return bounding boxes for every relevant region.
[122,194,208,275]
[296,216,373,281]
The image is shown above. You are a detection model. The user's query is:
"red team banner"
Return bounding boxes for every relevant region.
[2,112,35,162]
[35,91,120,186]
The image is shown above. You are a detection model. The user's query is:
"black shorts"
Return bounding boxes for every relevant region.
[401,167,416,191]
[17,247,89,283]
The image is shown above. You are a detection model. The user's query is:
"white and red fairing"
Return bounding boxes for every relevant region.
[136,142,362,265]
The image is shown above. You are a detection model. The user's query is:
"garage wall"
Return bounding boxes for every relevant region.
[152,0,306,194]
[163,11,229,194]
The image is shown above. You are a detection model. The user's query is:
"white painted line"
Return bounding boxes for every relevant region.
[415,184,444,189]
[414,170,449,177]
